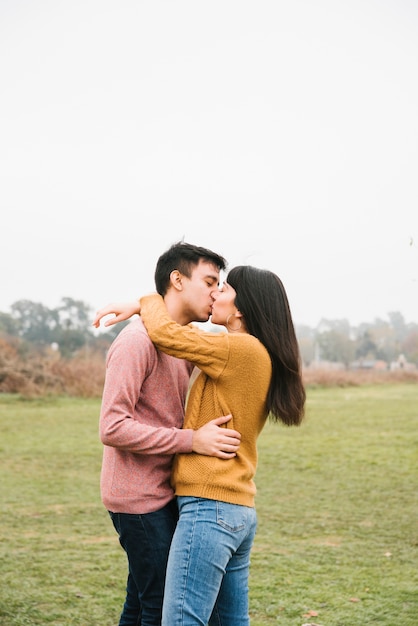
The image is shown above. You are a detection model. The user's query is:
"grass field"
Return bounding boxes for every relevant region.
[1,384,417,625]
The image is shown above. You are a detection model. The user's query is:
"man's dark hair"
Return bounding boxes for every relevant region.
[154,241,227,296]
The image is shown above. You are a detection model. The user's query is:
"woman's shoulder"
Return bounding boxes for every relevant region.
[229,332,269,356]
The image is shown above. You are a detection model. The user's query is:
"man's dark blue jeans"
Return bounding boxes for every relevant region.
[109,499,178,626]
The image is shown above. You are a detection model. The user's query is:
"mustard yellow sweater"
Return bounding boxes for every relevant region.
[140,294,272,507]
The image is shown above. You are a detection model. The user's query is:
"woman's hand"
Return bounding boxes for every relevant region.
[92,301,141,328]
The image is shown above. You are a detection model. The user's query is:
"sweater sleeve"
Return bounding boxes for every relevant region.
[140,294,230,380]
[99,322,193,455]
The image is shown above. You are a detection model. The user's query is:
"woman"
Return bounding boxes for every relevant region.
[95,266,305,626]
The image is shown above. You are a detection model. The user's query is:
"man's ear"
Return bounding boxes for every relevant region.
[170,270,183,291]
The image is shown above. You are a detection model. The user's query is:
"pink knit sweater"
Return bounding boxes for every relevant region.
[99,318,194,514]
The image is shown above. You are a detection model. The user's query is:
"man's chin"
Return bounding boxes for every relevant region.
[196,314,210,323]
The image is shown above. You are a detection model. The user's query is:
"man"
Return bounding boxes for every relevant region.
[95,242,241,626]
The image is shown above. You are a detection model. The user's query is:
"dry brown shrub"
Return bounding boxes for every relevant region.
[0,339,106,398]
[302,367,418,388]
[1,358,65,397]
[0,337,19,364]
[49,355,106,397]
[1,332,417,398]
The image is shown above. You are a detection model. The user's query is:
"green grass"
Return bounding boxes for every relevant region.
[1,385,417,625]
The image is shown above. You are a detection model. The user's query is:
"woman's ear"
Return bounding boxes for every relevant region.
[170,270,183,291]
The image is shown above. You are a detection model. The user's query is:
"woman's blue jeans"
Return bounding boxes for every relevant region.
[109,499,178,626]
[162,496,257,626]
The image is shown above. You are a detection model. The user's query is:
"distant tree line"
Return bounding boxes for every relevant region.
[0,298,132,396]
[0,298,417,367]
[297,311,418,368]
[0,297,124,359]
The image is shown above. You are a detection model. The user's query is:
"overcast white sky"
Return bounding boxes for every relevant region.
[1,0,417,328]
